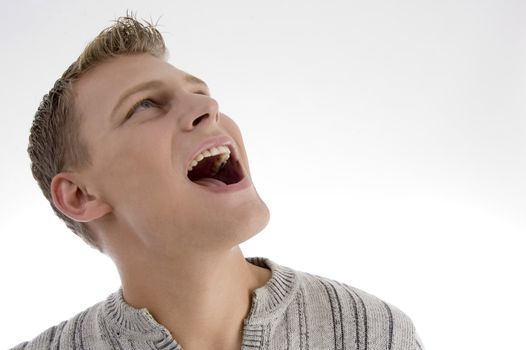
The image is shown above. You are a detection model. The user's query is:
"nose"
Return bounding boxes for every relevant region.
[179,94,220,131]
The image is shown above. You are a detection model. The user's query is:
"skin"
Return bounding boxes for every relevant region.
[50,53,272,350]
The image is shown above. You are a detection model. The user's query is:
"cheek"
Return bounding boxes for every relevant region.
[92,136,174,204]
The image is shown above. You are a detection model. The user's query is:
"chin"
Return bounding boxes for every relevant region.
[231,197,270,245]
[250,200,271,234]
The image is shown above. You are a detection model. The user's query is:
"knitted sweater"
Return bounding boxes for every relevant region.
[11,256,425,350]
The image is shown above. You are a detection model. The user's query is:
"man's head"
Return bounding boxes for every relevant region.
[28,15,269,257]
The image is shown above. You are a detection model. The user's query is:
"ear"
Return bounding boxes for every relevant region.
[50,172,112,223]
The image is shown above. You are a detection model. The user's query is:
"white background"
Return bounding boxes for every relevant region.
[1,0,525,349]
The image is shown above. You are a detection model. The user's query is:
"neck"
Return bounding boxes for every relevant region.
[114,245,272,350]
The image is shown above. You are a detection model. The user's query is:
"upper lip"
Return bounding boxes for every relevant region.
[186,135,238,172]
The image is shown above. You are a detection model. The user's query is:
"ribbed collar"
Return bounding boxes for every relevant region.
[101,256,299,344]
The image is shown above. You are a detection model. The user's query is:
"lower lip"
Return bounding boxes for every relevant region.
[191,175,252,193]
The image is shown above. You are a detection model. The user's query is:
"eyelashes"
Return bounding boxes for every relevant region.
[124,90,209,121]
[125,98,159,119]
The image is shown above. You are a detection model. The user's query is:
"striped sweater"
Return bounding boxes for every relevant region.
[11,256,425,349]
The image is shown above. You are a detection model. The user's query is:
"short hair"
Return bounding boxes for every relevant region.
[27,13,167,251]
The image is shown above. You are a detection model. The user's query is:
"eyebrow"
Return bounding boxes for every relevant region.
[111,73,209,120]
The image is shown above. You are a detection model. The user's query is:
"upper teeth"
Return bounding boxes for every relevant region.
[188,144,231,173]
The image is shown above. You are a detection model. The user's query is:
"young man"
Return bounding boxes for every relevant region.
[12,15,424,350]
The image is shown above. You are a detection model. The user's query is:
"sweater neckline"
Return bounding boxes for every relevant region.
[101,256,299,336]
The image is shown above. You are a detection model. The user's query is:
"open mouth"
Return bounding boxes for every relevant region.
[187,144,245,186]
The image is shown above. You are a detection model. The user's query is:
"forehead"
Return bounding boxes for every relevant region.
[74,53,191,108]
[71,53,207,153]
[72,54,202,134]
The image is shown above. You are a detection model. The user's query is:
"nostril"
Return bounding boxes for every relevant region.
[192,113,209,127]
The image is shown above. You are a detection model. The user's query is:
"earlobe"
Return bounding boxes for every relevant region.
[50,172,112,223]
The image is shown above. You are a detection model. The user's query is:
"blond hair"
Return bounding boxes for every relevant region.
[28,13,167,251]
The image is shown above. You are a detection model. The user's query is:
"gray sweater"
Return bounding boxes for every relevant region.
[11,256,425,349]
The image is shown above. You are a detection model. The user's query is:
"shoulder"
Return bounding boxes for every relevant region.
[293,269,421,350]
[9,300,107,350]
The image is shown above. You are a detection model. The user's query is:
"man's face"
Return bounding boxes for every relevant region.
[72,53,269,256]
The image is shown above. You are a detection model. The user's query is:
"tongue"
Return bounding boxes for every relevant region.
[194,177,227,187]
